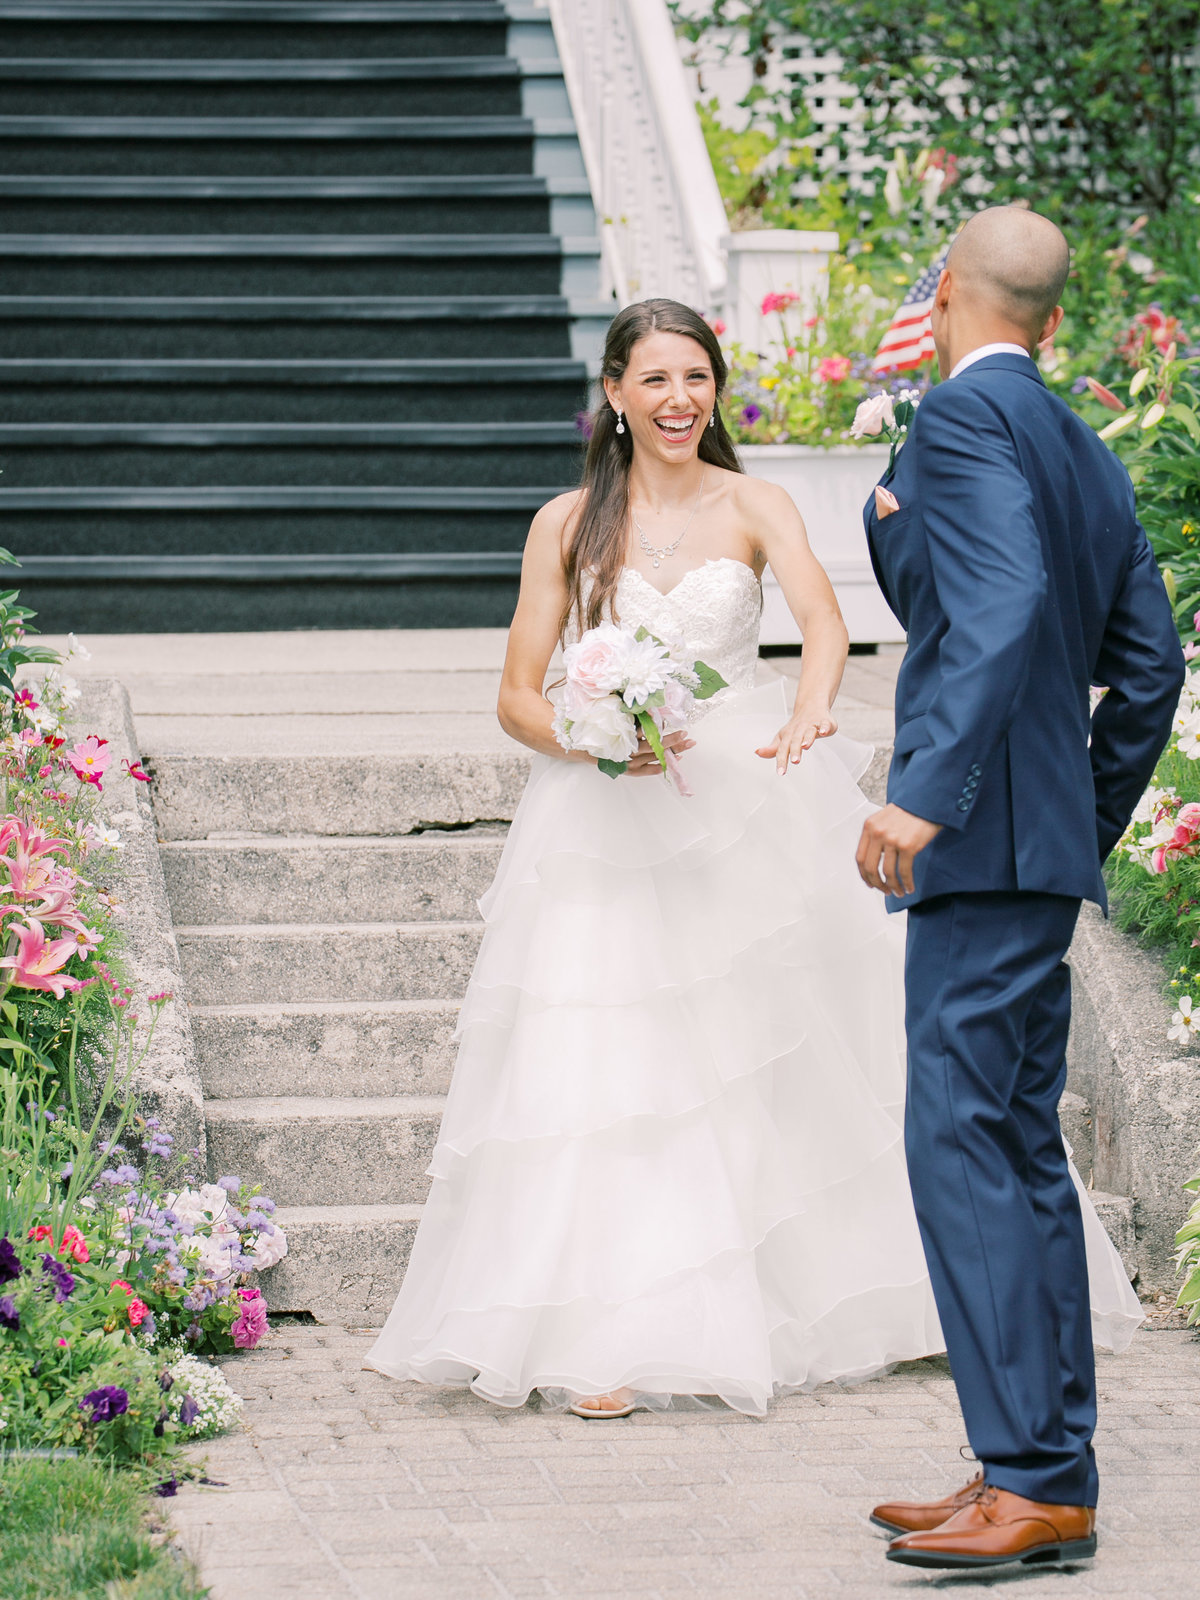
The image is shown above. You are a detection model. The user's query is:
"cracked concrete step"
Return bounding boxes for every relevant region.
[259,1203,421,1323]
[176,920,481,1005]
[1058,1089,1094,1178]
[191,998,458,1098]
[205,1094,444,1208]
[161,827,506,925]
[147,746,530,837]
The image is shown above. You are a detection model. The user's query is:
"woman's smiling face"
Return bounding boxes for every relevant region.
[604,330,717,461]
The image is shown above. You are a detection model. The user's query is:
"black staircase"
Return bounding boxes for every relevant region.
[0,1,594,631]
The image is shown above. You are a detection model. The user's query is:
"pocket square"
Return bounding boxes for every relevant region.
[875,486,901,519]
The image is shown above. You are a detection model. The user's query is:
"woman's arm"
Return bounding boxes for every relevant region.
[749,479,850,775]
[496,495,694,773]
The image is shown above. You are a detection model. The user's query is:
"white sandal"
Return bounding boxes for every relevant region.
[567,1389,638,1419]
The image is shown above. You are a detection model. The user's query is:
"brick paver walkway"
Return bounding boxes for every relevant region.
[167,1322,1197,1599]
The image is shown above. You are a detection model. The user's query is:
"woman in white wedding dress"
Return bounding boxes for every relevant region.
[365,299,1141,1418]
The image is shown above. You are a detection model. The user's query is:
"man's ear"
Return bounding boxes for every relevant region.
[933,268,952,312]
[1037,305,1065,347]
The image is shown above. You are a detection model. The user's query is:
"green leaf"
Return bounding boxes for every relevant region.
[692,659,729,701]
[636,710,669,775]
[1167,403,1200,443]
[596,758,627,780]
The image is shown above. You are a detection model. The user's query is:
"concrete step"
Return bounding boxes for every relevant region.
[148,747,529,839]
[1091,1192,1137,1282]
[204,1094,445,1206]
[1058,1089,1094,1179]
[176,920,481,1005]
[162,828,506,925]
[259,1202,421,1323]
[191,998,458,1098]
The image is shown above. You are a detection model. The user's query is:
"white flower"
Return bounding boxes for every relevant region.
[616,635,672,707]
[30,708,61,737]
[168,1352,244,1439]
[920,164,945,212]
[84,822,122,851]
[883,164,903,216]
[562,692,639,764]
[851,392,896,439]
[1178,714,1200,761]
[1168,996,1200,1045]
[1130,785,1170,827]
[67,633,91,660]
[245,1223,288,1272]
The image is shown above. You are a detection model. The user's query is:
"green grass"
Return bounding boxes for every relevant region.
[0,1455,207,1600]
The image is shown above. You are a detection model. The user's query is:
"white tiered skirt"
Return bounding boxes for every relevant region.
[365,681,1142,1414]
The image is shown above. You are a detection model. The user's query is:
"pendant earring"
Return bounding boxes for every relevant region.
[709,410,716,428]
[615,409,625,435]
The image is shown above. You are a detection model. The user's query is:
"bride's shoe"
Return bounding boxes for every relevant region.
[567,1388,638,1419]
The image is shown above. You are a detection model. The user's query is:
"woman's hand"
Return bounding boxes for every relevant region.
[627,728,696,776]
[756,705,837,776]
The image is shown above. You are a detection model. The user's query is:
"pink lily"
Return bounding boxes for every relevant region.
[3,820,73,900]
[0,918,83,997]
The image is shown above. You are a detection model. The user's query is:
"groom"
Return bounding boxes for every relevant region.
[856,206,1184,1570]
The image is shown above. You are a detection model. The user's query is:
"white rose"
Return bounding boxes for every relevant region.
[565,693,639,763]
[246,1225,288,1272]
[851,392,896,439]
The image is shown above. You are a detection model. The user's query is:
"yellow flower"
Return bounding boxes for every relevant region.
[761,376,778,390]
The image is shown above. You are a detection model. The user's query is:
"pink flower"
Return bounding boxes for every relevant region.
[0,918,84,997]
[655,679,692,735]
[4,819,72,901]
[232,1287,268,1349]
[37,765,51,779]
[851,393,896,438]
[111,1279,132,1293]
[562,622,626,697]
[67,924,102,960]
[127,1297,149,1327]
[66,736,110,790]
[761,291,799,316]
[708,318,727,337]
[1085,377,1126,413]
[122,759,151,783]
[804,316,819,329]
[14,689,37,713]
[816,355,852,383]
[1185,643,1200,662]
[59,1224,90,1264]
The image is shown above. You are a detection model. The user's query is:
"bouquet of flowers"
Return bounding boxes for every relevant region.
[552,621,727,792]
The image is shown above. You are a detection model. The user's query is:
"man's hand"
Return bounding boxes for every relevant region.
[856,804,942,896]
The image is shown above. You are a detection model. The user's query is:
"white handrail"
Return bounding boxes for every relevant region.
[547,0,728,314]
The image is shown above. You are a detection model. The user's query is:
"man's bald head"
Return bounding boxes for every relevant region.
[946,207,1070,340]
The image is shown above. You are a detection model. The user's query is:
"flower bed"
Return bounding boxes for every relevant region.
[0,562,283,1475]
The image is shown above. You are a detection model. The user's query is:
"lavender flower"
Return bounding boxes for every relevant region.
[0,1236,21,1284]
[114,1164,140,1184]
[40,1253,75,1302]
[741,402,764,425]
[0,1294,18,1330]
[80,1385,128,1423]
[179,1395,201,1428]
[216,1176,241,1193]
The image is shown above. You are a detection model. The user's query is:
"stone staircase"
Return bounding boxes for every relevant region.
[0,0,601,632]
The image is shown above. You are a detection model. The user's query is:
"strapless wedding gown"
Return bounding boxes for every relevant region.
[366,557,1142,1414]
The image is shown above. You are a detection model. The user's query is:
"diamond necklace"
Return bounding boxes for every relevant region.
[632,470,707,569]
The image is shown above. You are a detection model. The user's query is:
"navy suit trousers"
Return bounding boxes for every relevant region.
[904,890,1097,1507]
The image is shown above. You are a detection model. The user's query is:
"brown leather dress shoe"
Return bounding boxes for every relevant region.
[870,1470,984,1535]
[886,1485,1096,1569]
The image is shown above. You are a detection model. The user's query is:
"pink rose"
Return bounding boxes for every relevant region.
[563,622,626,697]
[816,355,852,383]
[232,1287,268,1349]
[127,1297,149,1327]
[657,679,692,734]
[851,393,896,438]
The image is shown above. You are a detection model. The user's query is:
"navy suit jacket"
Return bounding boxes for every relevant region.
[865,352,1185,912]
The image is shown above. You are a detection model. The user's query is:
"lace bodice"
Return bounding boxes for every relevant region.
[571,558,762,696]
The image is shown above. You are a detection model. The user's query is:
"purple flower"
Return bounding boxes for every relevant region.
[114,1164,139,1184]
[256,1198,276,1216]
[145,1117,161,1130]
[574,409,594,439]
[1071,376,1089,394]
[0,1294,19,1330]
[741,402,764,425]
[179,1395,201,1428]
[155,1476,180,1498]
[80,1385,129,1422]
[0,1236,21,1284]
[159,1368,174,1392]
[216,1176,241,1193]
[40,1253,74,1302]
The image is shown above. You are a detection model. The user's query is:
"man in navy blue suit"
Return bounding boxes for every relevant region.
[856,206,1184,1571]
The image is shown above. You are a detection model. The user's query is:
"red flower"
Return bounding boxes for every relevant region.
[122,759,151,783]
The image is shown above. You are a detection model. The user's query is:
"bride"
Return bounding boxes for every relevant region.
[365,298,1141,1418]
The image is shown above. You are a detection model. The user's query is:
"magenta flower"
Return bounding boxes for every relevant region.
[0,918,85,997]
[67,736,110,790]
[816,355,853,383]
[761,291,799,315]
[122,759,151,783]
[231,1286,268,1349]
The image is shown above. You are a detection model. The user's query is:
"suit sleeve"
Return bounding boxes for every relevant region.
[888,382,1047,830]
[1090,499,1185,861]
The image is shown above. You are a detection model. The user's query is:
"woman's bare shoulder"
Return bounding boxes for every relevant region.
[528,488,585,554]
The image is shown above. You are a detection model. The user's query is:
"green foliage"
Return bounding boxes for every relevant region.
[676,0,1200,226]
[0,1456,206,1599]
[0,548,60,702]
[1177,1171,1200,1324]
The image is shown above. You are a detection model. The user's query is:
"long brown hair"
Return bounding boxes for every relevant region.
[561,298,743,637]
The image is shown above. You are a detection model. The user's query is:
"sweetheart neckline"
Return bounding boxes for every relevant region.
[619,557,761,601]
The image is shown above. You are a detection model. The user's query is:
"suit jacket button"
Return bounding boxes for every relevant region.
[969,764,982,777]
[957,798,971,812]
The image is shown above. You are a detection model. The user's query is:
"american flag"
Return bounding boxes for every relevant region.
[871,248,948,374]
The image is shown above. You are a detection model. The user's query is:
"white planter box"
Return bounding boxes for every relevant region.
[739,443,905,645]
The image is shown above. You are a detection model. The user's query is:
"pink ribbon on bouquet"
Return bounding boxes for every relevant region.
[663,748,694,798]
